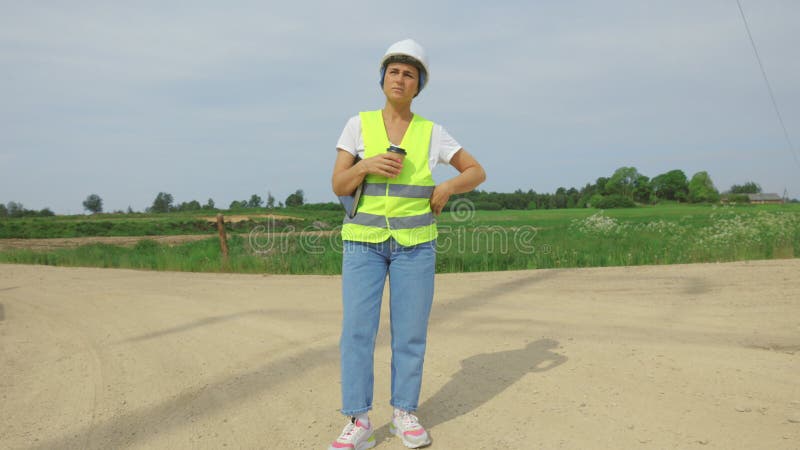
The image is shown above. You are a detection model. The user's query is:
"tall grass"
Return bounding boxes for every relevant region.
[1,205,798,274]
[0,208,343,238]
[0,236,342,274]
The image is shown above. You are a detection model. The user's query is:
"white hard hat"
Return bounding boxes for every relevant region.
[379,39,429,95]
[380,39,429,79]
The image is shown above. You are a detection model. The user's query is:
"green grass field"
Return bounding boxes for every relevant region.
[0,207,344,238]
[1,204,798,274]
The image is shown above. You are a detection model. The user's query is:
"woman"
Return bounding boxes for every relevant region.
[330,39,486,450]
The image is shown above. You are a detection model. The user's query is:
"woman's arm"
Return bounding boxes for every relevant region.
[331,149,404,197]
[429,148,486,215]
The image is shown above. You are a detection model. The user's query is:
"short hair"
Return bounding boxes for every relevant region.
[382,55,426,79]
[380,55,428,95]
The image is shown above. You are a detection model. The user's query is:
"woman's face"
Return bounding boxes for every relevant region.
[382,62,420,102]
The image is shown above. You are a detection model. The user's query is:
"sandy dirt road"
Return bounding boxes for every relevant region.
[1,260,798,449]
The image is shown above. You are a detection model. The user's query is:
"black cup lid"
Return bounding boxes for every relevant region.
[387,145,407,155]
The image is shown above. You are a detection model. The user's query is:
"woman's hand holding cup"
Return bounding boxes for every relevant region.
[360,152,403,178]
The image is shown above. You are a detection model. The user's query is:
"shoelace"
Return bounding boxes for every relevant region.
[397,411,421,430]
[337,422,356,441]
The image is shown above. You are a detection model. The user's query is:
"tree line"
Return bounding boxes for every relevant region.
[0,169,794,218]
[78,189,308,214]
[0,202,55,218]
[0,189,308,218]
[449,168,778,210]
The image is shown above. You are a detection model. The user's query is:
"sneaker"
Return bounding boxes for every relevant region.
[328,417,375,450]
[389,410,431,448]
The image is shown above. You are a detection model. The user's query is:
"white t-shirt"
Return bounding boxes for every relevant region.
[336,115,462,170]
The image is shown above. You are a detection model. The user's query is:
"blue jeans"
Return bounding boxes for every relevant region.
[339,238,436,416]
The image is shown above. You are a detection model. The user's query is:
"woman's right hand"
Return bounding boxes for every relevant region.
[359,153,403,178]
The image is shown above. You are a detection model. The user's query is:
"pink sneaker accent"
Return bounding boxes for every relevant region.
[329,418,375,450]
[404,428,426,437]
[390,410,431,448]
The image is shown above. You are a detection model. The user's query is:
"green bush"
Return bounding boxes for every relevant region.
[300,202,342,211]
[593,195,636,209]
[133,239,161,252]
[474,202,503,210]
[588,194,604,208]
[723,194,750,204]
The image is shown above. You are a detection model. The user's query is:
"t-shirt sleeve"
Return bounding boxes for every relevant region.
[336,115,360,156]
[434,124,462,165]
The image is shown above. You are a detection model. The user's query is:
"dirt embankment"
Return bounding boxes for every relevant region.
[199,213,304,223]
[0,230,339,251]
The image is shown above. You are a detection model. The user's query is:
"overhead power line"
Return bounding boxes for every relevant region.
[735,0,800,171]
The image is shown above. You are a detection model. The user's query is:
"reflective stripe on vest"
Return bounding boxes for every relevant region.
[344,211,435,229]
[341,110,437,246]
[361,183,435,198]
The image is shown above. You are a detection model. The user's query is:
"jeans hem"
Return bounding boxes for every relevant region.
[390,402,418,413]
[340,406,372,416]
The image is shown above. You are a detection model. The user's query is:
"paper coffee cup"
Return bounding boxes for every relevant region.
[387,145,407,162]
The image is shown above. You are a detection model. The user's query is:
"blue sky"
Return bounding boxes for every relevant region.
[1,1,798,214]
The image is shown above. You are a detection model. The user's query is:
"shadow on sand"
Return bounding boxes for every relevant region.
[372,338,567,445]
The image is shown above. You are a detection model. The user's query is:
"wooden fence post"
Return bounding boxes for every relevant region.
[216,214,229,265]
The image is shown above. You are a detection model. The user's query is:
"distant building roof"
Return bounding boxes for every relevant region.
[747,193,783,201]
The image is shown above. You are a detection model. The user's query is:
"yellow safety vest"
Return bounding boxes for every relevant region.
[341,110,437,246]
